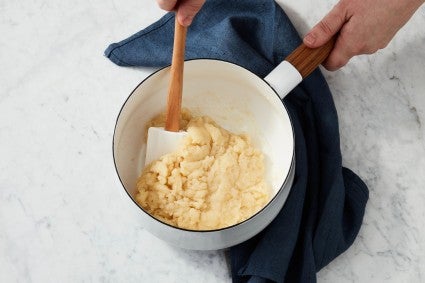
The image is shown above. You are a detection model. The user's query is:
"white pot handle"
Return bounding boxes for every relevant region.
[264,38,335,100]
[264,61,302,100]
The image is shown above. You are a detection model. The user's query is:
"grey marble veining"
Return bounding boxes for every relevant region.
[1,0,424,282]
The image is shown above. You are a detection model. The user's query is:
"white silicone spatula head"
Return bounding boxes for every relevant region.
[145,127,187,165]
[145,17,188,166]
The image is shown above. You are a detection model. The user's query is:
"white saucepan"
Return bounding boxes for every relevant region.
[113,40,334,250]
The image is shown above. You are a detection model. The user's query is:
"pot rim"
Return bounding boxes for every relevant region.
[112,58,295,233]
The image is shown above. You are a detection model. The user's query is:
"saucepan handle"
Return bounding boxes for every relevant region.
[264,38,335,99]
[286,38,335,79]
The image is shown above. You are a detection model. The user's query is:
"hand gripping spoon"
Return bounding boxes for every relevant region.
[145,17,187,166]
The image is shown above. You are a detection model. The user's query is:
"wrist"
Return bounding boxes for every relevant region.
[393,0,424,18]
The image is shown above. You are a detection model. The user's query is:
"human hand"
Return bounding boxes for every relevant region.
[303,0,425,71]
[156,0,205,26]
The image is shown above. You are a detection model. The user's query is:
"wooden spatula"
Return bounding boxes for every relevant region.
[145,17,188,166]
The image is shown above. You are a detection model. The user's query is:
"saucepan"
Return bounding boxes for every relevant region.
[113,40,334,250]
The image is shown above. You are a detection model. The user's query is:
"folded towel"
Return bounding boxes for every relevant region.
[105,1,369,282]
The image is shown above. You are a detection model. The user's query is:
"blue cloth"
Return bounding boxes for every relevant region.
[105,0,369,282]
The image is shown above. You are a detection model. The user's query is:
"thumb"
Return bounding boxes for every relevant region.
[304,3,347,48]
[176,0,205,26]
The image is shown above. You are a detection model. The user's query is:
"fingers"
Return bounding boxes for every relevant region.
[176,0,205,26]
[303,2,347,48]
[303,1,352,71]
[156,0,178,11]
[157,0,205,26]
[321,21,367,71]
[322,35,353,71]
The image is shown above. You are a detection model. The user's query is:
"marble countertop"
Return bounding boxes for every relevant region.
[1,0,424,282]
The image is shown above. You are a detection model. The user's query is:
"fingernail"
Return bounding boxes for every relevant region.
[304,33,316,45]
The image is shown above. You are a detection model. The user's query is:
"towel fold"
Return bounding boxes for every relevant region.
[105,1,369,282]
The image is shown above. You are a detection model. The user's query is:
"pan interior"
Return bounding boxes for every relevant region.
[114,59,294,201]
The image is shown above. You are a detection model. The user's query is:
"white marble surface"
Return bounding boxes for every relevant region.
[1,0,424,282]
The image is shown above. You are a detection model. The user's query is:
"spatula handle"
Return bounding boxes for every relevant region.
[165,17,187,132]
[285,37,336,78]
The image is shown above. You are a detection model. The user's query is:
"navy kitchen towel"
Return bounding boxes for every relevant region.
[105,0,369,282]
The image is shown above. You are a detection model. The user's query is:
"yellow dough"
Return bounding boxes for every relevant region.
[135,111,270,230]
